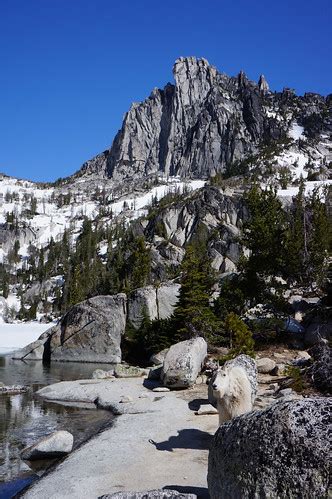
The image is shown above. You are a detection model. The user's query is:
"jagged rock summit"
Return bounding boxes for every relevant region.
[79,56,330,183]
[76,57,268,180]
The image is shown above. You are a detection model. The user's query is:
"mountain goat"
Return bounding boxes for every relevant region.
[211,364,253,425]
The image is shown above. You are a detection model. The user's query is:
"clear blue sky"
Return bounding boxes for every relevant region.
[0,0,331,182]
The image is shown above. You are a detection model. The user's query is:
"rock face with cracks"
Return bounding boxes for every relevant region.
[161,337,207,388]
[208,398,330,499]
[79,56,312,181]
[14,295,127,363]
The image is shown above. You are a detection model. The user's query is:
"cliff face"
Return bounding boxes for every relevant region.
[79,56,331,181]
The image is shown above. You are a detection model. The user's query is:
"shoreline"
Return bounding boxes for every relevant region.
[19,377,215,498]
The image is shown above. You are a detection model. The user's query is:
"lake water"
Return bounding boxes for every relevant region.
[0,355,115,498]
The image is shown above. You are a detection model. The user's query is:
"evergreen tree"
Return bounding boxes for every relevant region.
[1,268,9,298]
[30,196,37,215]
[214,275,246,319]
[240,185,287,304]
[243,185,286,278]
[224,312,255,357]
[68,265,85,306]
[172,243,221,342]
[38,247,45,282]
[307,188,331,286]
[283,178,307,283]
[129,236,151,290]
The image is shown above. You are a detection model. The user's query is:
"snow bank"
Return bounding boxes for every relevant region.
[278,180,332,198]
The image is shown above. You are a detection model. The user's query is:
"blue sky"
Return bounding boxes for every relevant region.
[0,0,331,182]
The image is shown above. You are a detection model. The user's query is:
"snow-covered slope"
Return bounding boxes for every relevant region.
[0,173,206,322]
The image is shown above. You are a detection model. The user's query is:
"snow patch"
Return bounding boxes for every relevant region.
[276,150,311,179]
[288,122,305,141]
[278,180,332,199]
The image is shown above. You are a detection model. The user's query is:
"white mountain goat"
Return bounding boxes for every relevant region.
[211,364,253,425]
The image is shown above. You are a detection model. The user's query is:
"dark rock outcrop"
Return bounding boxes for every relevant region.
[304,315,332,346]
[127,282,180,329]
[309,339,332,393]
[208,398,330,499]
[140,185,247,281]
[49,294,127,363]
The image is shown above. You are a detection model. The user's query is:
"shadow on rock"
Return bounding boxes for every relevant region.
[165,485,210,499]
[188,399,208,412]
[149,428,212,452]
[143,379,161,390]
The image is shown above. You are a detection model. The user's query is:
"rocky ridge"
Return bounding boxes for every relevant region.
[79,56,332,182]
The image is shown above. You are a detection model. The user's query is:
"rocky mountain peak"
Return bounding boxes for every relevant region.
[76,57,330,183]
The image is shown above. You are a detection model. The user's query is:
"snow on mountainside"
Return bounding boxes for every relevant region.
[0,173,206,322]
[0,174,205,257]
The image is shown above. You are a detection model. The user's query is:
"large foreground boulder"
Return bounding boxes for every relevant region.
[13,295,127,363]
[21,431,74,460]
[208,398,330,499]
[161,338,207,388]
[99,491,197,499]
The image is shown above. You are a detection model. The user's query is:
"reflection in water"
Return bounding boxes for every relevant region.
[0,356,114,490]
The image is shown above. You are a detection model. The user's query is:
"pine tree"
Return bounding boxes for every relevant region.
[307,189,330,286]
[130,236,151,290]
[243,185,286,278]
[1,268,9,298]
[68,265,85,306]
[38,247,45,282]
[241,185,286,304]
[172,243,221,342]
[283,178,307,283]
[224,312,255,358]
[214,275,246,319]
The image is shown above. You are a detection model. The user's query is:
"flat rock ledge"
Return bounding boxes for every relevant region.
[22,378,215,498]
